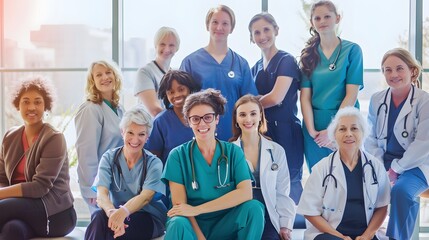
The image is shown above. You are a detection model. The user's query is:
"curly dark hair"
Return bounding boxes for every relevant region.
[11,76,56,111]
[182,88,227,123]
[158,70,201,108]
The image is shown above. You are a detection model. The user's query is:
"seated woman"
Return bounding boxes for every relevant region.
[230,95,296,240]
[297,107,390,240]
[146,70,201,164]
[0,76,76,239]
[85,106,166,240]
[162,89,264,240]
[365,48,429,239]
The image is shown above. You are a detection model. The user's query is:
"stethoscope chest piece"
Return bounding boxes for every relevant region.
[328,63,336,71]
[271,163,279,171]
[192,181,199,191]
[402,131,409,138]
[228,71,235,78]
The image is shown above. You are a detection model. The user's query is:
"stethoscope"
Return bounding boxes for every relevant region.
[321,151,378,210]
[112,147,147,192]
[227,49,239,78]
[376,85,415,139]
[239,138,279,172]
[328,37,342,71]
[189,139,229,190]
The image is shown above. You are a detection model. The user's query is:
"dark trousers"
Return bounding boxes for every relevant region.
[85,209,154,240]
[0,198,76,240]
[315,233,378,240]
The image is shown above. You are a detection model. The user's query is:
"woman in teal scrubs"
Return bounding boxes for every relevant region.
[162,89,264,240]
[299,0,363,171]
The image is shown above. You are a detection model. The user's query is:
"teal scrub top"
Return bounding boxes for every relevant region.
[162,140,251,220]
[301,39,363,110]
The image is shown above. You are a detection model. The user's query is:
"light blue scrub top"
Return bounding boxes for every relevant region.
[180,48,258,141]
[94,147,167,225]
[162,140,251,220]
[146,109,194,164]
[74,101,124,198]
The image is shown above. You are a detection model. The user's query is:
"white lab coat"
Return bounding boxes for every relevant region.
[365,86,429,183]
[297,150,390,240]
[232,136,296,231]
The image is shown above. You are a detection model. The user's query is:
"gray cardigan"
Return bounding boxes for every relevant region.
[0,123,74,216]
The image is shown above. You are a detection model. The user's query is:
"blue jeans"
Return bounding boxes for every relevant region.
[387,167,429,239]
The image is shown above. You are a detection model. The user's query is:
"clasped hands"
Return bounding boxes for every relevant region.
[107,208,129,238]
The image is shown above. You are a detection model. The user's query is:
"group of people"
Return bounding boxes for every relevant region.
[0,1,428,240]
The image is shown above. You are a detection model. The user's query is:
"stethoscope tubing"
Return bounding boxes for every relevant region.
[376,85,415,139]
[190,139,229,191]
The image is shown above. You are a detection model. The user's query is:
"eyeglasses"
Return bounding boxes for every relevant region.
[188,113,216,125]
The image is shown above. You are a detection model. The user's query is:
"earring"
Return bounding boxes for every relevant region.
[235,123,239,128]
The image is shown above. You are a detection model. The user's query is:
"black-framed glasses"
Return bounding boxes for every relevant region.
[188,113,216,125]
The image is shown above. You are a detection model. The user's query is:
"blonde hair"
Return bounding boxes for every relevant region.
[381,48,422,88]
[85,60,122,107]
[205,5,236,32]
[154,26,180,52]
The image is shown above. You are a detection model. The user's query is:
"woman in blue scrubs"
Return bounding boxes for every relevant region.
[146,70,201,164]
[230,95,296,240]
[75,60,124,213]
[162,89,264,240]
[85,106,166,240]
[299,0,363,171]
[248,12,303,204]
[180,5,257,141]
[365,48,429,240]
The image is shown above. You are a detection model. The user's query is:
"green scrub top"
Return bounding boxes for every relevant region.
[162,140,251,220]
[301,39,363,111]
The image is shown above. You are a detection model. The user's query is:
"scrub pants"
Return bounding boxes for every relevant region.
[303,109,337,171]
[164,200,264,240]
[387,167,428,240]
[266,120,304,204]
[85,209,155,240]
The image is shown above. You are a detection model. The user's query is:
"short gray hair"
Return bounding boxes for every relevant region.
[327,106,368,148]
[119,105,153,135]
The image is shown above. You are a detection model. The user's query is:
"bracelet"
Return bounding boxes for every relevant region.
[107,209,115,217]
[119,205,130,217]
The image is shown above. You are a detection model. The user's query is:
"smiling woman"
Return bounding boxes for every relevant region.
[298,107,390,240]
[161,89,265,240]
[0,76,76,239]
[74,60,125,214]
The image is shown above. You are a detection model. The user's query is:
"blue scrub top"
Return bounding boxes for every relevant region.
[252,50,304,188]
[252,50,301,122]
[94,147,166,223]
[384,98,407,169]
[336,157,367,236]
[162,140,251,220]
[180,48,258,141]
[146,109,194,164]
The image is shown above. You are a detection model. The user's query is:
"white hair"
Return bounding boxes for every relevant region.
[119,105,153,135]
[327,106,368,148]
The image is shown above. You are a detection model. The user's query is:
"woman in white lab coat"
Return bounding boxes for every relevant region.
[364,48,429,240]
[297,107,390,240]
[230,94,296,240]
